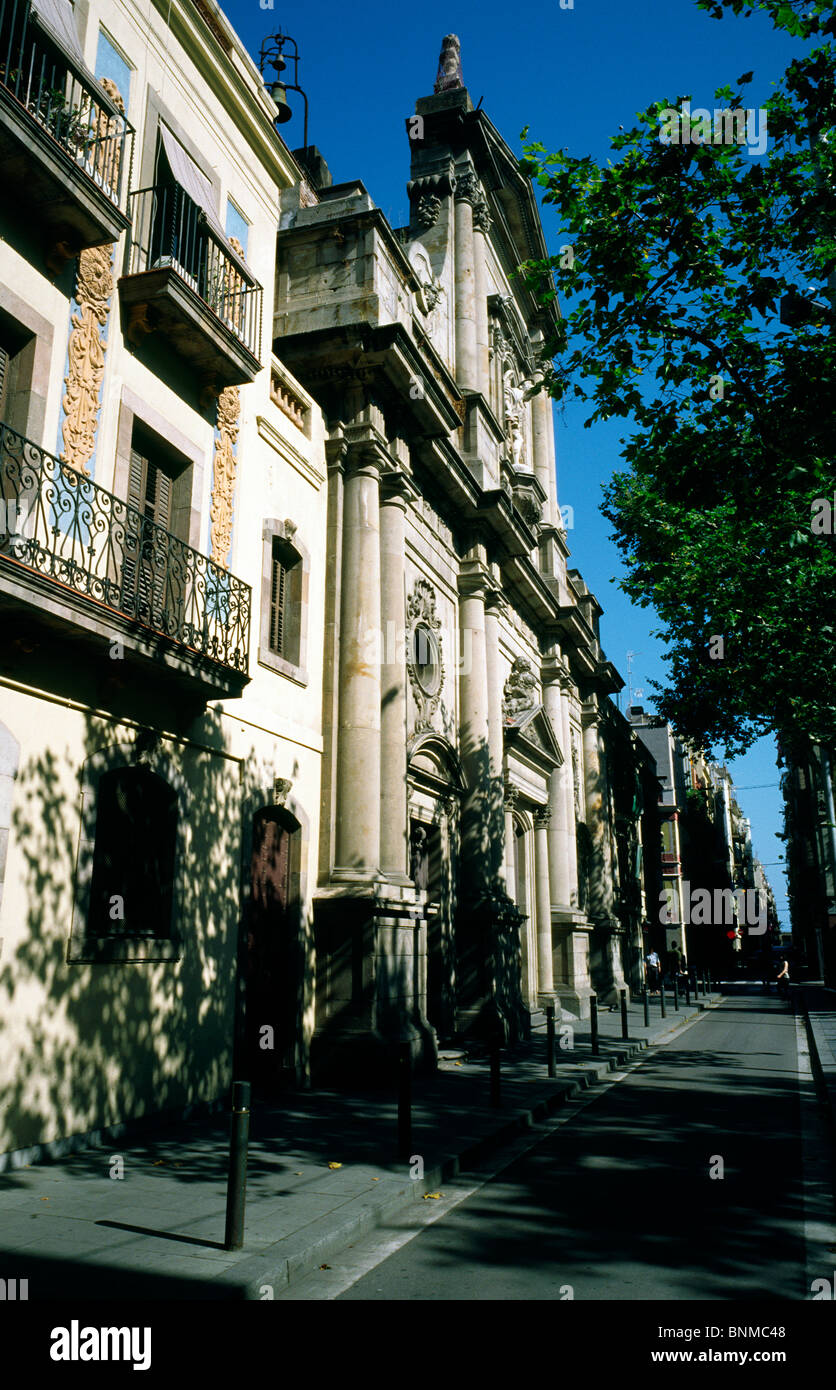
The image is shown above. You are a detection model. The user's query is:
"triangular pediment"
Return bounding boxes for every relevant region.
[503,703,563,771]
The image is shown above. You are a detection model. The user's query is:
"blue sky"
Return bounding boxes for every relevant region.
[228,0,805,921]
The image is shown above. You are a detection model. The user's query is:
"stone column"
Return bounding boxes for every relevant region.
[543,654,573,911]
[454,166,480,393]
[582,709,610,922]
[532,386,558,528]
[333,438,383,878]
[379,471,412,882]
[504,781,518,896]
[484,589,507,887]
[473,196,491,397]
[457,555,496,1029]
[534,806,555,999]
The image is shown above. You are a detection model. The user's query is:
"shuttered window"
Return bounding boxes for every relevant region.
[121,447,175,623]
[88,767,178,937]
[269,545,287,655]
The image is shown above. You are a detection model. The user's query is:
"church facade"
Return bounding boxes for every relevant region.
[275,36,646,1073]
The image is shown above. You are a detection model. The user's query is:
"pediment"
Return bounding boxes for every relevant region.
[503,703,563,771]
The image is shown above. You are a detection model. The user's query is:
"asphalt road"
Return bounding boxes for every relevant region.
[320,987,831,1301]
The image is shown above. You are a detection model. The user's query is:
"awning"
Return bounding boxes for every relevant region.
[29,0,87,72]
[159,124,226,239]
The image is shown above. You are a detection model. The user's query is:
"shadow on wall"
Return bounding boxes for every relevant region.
[0,662,313,1159]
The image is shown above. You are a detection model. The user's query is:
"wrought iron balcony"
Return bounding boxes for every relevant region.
[0,0,133,256]
[119,184,263,390]
[0,422,251,697]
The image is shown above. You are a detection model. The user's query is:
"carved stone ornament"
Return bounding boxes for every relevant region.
[61,241,115,476]
[503,657,539,720]
[434,33,463,93]
[210,386,240,569]
[273,777,292,807]
[454,170,480,206]
[472,196,491,235]
[516,493,541,528]
[406,578,444,732]
[503,777,520,811]
[533,805,552,830]
[503,370,533,472]
[572,727,583,820]
[416,193,442,228]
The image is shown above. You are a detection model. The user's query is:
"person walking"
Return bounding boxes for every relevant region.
[776,957,790,1000]
[646,948,661,995]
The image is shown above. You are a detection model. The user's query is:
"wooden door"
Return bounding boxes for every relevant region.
[246,810,296,1087]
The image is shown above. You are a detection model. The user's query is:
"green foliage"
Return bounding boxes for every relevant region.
[518,0,836,758]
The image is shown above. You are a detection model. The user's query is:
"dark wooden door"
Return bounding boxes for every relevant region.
[246,810,296,1087]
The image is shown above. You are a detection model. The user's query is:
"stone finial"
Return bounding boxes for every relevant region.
[434,34,463,93]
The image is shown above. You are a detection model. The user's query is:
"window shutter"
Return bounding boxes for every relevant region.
[0,346,8,417]
[270,550,286,654]
[121,450,149,612]
[152,464,173,531]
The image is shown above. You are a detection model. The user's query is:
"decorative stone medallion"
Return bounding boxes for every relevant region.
[406,578,444,731]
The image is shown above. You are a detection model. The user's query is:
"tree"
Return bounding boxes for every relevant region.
[519,0,836,758]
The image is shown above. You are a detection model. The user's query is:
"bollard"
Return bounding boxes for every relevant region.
[673,975,680,1011]
[590,994,600,1056]
[660,983,667,1019]
[694,970,700,999]
[685,973,691,1006]
[546,1003,556,1078]
[397,1040,412,1159]
[224,1080,250,1251]
[620,988,629,1040]
[702,970,709,995]
[643,986,650,1027]
[707,969,712,994]
[490,1031,502,1108]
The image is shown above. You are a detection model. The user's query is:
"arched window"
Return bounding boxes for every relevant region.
[87,766,178,937]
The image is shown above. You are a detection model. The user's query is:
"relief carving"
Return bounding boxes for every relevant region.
[60,242,114,476]
[210,386,240,569]
[503,657,538,720]
[406,578,444,732]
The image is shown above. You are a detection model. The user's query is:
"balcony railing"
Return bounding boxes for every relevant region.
[0,0,133,209]
[125,184,262,359]
[0,422,250,676]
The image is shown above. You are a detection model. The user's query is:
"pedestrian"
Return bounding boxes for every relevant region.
[646,948,661,995]
[776,957,790,1000]
[666,942,681,985]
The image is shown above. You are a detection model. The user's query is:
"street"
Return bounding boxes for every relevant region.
[279,987,835,1301]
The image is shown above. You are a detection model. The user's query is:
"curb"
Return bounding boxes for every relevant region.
[214,1001,717,1298]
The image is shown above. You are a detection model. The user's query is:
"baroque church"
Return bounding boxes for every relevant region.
[274,34,638,1074]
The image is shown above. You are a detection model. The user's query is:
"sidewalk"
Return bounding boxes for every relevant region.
[0,988,721,1301]
[799,982,836,1136]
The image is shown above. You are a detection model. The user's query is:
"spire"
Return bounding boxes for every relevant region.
[434,34,463,93]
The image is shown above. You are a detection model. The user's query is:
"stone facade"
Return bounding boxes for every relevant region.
[273,37,646,1071]
[0,0,326,1163]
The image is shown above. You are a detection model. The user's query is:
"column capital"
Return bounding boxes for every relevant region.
[533,805,552,830]
[380,466,419,508]
[458,559,492,600]
[454,166,481,205]
[504,779,520,811]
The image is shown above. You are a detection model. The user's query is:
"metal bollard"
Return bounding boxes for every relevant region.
[672,976,679,1011]
[707,970,712,994]
[490,1031,502,1108]
[397,1040,412,1159]
[224,1080,250,1251]
[590,994,600,1056]
[643,987,650,1027]
[694,970,700,999]
[702,970,709,995]
[660,984,667,1019]
[620,988,629,1040]
[546,1003,556,1078]
[685,973,691,1006]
